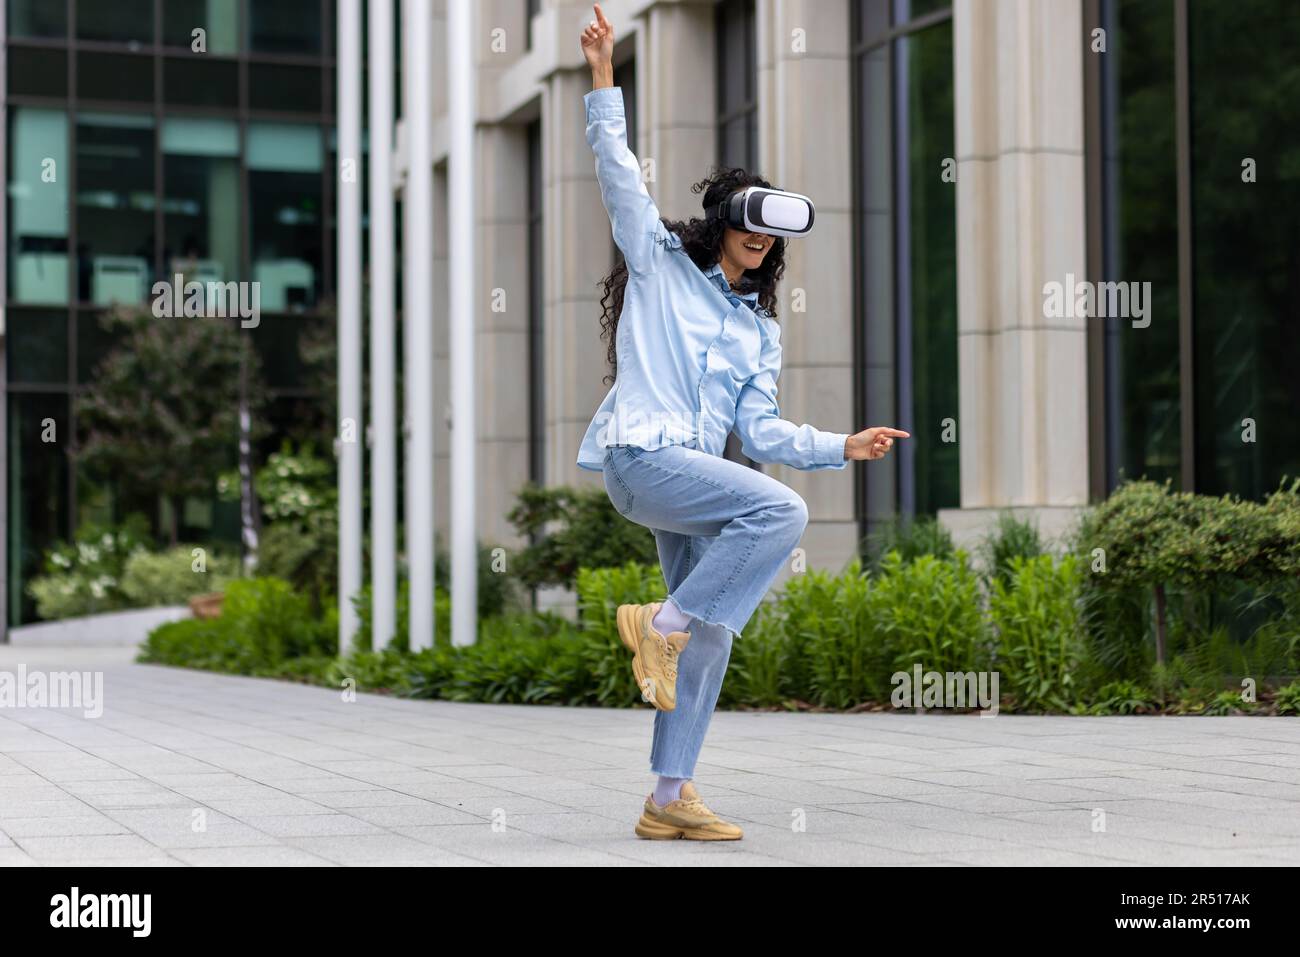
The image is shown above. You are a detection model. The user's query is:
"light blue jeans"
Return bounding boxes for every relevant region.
[601,442,809,778]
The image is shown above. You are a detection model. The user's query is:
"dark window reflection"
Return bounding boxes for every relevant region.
[901,22,958,516]
[7,392,71,627]
[1189,0,1300,498]
[1101,0,1181,490]
[164,0,238,53]
[75,113,156,305]
[248,123,323,311]
[76,0,153,45]
[249,0,321,54]
[9,0,68,38]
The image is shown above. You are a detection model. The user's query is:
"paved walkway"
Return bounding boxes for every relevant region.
[1,644,1298,866]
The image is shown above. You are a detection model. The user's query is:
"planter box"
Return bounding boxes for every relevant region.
[189,592,225,619]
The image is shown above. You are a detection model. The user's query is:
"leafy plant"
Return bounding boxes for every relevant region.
[1087,680,1158,715]
[874,551,988,676]
[980,513,1045,589]
[27,519,151,620]
[862,516,954,574]
[121,546,238,607]
[507,484,659,590]
[990,555,1083,712]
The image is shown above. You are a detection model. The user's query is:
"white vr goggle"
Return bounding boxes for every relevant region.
[704,186,816,238]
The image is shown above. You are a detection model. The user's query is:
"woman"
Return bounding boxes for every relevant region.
[578,4,907,841]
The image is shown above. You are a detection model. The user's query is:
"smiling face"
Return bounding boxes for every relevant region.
[720,226,774,277]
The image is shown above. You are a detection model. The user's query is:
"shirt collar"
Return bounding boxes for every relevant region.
[704,261,760,304]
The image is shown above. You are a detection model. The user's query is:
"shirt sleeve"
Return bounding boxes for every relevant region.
[584,86,669,275]
[733,316,850,470]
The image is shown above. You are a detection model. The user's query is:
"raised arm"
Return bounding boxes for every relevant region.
[581,4,665,274]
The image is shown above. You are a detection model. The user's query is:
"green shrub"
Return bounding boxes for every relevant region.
[874,551,988,676]
[990,555,1084,712]
[350,579,451,653]
[980,513,1044,588]
[28,519,152,620]
[507,484,659,590]
[120,546,238,607]
[764,561,893,709]
[1274,680,1300,715]
[574,561,664,644]
[139,577,332,672]
[1086,680,1159,715]
[435,540,523,620]
[1075,479,1300,666]
[862,516,953,573]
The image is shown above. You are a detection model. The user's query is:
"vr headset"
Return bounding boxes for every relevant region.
[704,186,816,238]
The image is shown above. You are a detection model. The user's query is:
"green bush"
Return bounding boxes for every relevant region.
[120,546,238,607]
[1274,680,1300,715]
[990,555,1084,712]
[1086,680,1159,715]
[435,540,523,620]
[768,561,893,709]
[862,516,953,574]
[507,484,659,590]
[139,577,333,672]
[980,513,1045,589]
[1075,479,1300,666]
[28,519,152,620]
[874,551,988,676]
[574,561,665,645]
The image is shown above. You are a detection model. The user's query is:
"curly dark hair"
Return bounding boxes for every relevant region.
[596,166,787,384]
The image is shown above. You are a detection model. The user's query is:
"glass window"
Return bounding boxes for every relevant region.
[162,117,240,290]
[8,0,68,38]
[5,309,67,385]
[852,4,958,525]
[249,0,321,54]
[8,108,69,306]
[250,63,323,113]
[892,0,949,25]
[1100,0,1181,490]
[8,392,71,627]
[716,0,757,171]
[248,123,323,311]
[1189,0,1300,498]
[164,0,238,53]
[76,0,153,45]
[75,112,156,306]
[77,51,154,102]
[77,306,126,384]
[899,22,958,516]
[7,46,68,98]
[856,34,896,527]
[162,56,240,107]
[527,119,544,486]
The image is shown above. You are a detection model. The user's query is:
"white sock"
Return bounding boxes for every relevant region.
[653,776,688,806]
[651,599,692,636]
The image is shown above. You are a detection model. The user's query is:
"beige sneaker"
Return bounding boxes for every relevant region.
[615,602,689,711]
[635,781,743,841]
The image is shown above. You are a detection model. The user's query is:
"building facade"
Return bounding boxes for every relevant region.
[4,0,1298,629]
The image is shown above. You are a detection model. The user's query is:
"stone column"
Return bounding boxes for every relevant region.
[942,0,1090,551]
[474,125,533,548]
[755,0,859,573]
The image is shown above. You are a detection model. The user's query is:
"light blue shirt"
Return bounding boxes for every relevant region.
[575,85,849,473]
